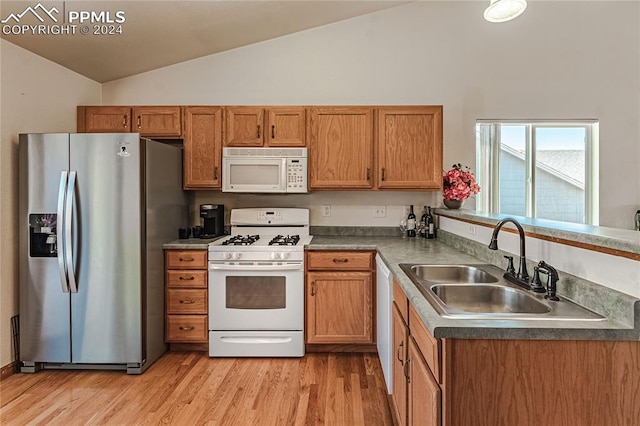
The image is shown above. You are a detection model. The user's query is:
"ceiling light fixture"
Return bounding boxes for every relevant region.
[484,0,528,23]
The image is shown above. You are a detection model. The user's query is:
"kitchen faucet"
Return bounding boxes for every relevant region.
[488,218,530,289]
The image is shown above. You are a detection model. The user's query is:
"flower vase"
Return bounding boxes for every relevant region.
[443,199,464,209]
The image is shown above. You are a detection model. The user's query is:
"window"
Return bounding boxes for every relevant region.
[476,121,599,225]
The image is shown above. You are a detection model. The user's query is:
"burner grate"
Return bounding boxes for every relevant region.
[268,234,301,246]
[222,235,260,246]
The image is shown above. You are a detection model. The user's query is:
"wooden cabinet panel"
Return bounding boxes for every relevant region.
[224,107,264,147]
[308,107,374,189]
[132,106,182,137]
[165,250,207,269]
[183,106,223,189]
[79,106,131,133]
[166,315,207,342]
[306,271,373,344]
[393,278,409,323]
[377,106,443,189]
[409,304,440,383]
[167,289,207,314]
[391,303,408,426]
[306,251,373,271]
[408,338,441,426]
[166,270,207,288]
[267,107,306,147]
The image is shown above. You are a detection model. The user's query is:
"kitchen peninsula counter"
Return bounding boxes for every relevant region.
[307,235,640,341]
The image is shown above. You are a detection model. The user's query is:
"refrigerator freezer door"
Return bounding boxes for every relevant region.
[19,133,71,363]
[69,133,142,364]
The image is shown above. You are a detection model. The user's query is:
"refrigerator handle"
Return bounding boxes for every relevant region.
[65,171,78,293]
[57,171,70,293]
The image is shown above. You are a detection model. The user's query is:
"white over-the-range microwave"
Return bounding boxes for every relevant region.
[222,147,308,193]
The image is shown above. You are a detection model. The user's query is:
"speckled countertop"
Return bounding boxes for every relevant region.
[163,234,639,341]
[308,236,640,341]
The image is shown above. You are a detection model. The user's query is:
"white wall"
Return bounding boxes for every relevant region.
[0,40,101,368]
[102,1,640,230]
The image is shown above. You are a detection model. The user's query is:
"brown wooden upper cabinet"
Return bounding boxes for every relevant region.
[308,107,374,190]
[183,106,223,189]
[377,106,443,190]
[224,106,306,147]
[77,106,182,137]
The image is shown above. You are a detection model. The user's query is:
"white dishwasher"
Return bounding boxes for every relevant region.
[376,254,393,394]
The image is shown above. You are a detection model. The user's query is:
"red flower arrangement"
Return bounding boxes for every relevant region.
[443,164,480,201]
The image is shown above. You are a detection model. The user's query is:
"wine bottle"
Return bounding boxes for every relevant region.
[407,205,416,238]
[420,206,428,238]
[426,206,435,239]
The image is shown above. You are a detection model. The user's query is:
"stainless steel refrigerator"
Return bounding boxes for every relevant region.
[19,133,187,374]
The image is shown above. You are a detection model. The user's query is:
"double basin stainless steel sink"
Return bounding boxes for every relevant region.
[399,263,605,321]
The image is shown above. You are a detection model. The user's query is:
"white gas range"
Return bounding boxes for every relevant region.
[207,208,311,357]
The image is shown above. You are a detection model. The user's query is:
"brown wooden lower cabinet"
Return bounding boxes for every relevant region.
[391,280,640,425]
[165,249,208,350]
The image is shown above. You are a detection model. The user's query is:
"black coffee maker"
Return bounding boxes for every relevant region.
[200,204,225,239]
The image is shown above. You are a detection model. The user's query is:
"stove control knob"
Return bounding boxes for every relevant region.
[280,252,290,260]
[270,252,280,260]
[232,252,241,260]
[222,252,232,260]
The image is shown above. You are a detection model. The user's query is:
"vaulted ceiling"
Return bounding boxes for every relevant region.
[1,1,409,82]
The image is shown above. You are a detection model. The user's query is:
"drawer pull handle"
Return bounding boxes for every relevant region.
[381,168,386,181]
[179,257,194,262]
[256,125,261,139]
[397,341,404,363]
[332,258,349,263]
[179,276,195,281]
[137,115,142,129]
[179,300,195,304]
[311,281,316,296]
[404,359,411,382]
[271,125,275,139]
[179,326,195,331]
[122,115,128,129]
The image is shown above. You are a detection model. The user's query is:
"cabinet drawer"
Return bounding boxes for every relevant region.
[167,289,207,314]
[167,270,207,288]
[307,251,373,271]
[166,250,207,269]
[393,278,409,323]
[409,304,440,383]
[166,315,207,342]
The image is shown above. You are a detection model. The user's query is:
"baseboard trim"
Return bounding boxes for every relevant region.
[306,343,377,353]
[0,362,17,380]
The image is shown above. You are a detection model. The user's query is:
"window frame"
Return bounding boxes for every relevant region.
[476,120,599,225]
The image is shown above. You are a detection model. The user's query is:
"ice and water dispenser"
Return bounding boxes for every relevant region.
[29,214,57,257]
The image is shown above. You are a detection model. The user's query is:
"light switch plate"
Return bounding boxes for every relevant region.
[373,206,386,218]
[321,205,331,217]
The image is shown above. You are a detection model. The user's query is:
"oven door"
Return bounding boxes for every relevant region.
[208,262,304,330]
[222,157,287,193]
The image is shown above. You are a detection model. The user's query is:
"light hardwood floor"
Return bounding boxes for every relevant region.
[0,352,393,425]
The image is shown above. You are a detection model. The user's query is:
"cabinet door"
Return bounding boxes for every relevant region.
[377,106,443,189]
[132,106,182,137]
[308,107,374,189]
[408,338,441,426]
[81,106,132,133]
[266,107,306,147]
[392,304,409,426]
[225,107,264,147]
[183,106,223,189]
[306,271,373,344]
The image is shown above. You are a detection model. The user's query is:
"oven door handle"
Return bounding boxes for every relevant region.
[209,263,303,272]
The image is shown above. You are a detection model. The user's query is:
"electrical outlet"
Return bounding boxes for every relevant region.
[321,205,331,217]
[373,206,386,218]
[468,224,476,236]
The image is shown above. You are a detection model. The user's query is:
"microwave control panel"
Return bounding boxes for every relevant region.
[286,158,307,193]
